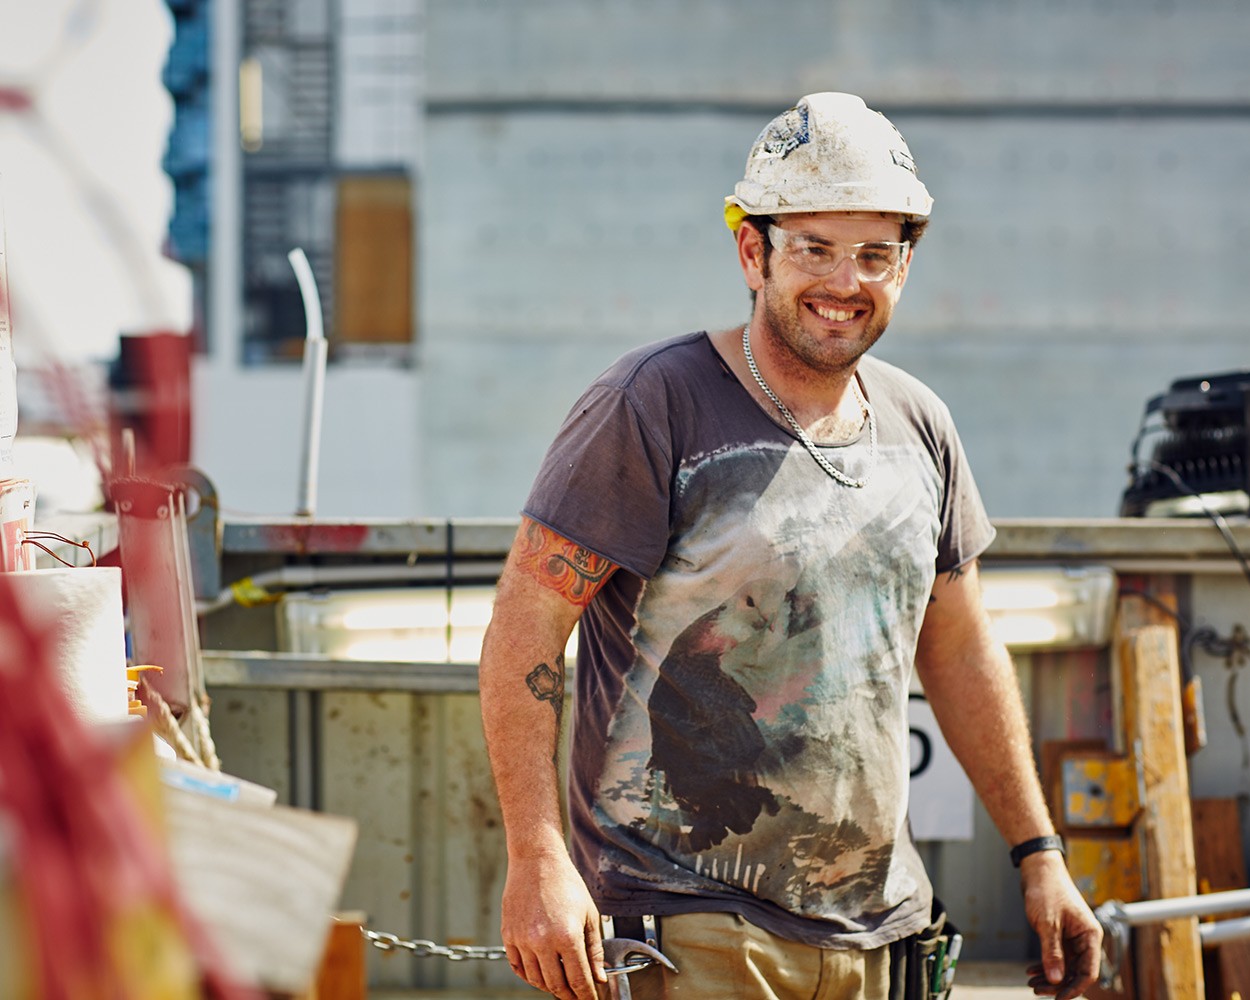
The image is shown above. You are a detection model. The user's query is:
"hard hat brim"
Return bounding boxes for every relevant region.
[723,195,930,233]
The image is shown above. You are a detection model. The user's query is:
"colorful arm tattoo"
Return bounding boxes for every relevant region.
[514,517,617,607]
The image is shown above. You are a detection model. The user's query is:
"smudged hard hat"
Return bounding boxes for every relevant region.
[724,92,933,232]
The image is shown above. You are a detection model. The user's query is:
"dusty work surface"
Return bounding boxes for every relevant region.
[372,961,1038,999]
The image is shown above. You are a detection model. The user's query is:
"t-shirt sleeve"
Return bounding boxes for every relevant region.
[933,407,996,574]
[522,381,674,579]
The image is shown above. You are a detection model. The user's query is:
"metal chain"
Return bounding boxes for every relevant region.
[741,325,876,489]
[362,928,507,961]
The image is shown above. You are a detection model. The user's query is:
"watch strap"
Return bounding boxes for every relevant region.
[1010,834,1066,867]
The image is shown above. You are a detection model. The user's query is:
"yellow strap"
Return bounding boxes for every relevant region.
[723,198,748,233]
[231,576,281,608]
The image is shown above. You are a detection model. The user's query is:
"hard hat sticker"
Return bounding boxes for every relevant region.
[758,103,811,160]
[891,148,918,175]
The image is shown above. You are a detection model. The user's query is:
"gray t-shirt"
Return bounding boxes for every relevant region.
[523,332,995,950]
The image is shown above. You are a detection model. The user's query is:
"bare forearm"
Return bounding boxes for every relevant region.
[915,563,1055,846]
[479,602,570,858]
[480,518,618,859]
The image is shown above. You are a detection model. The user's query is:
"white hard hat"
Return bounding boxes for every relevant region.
[725,92,932,232]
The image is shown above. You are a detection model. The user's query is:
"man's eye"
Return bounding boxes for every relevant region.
[796,243,832,259]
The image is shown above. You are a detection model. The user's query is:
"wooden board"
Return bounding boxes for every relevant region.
[1218,940,1250,1000]
[1117,602,1204,1000]
[1193,798,1250,1000]
[334,175,413,345]
[301,912,367,1000]
[1193,798,1248,894]
[163,785,358,994]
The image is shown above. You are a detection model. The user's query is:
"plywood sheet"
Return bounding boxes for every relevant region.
[334,175,413,345]
[164,785,358,994]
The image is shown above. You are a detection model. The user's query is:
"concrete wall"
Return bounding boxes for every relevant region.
[416,0,1250,520]
[192,1,1248,522]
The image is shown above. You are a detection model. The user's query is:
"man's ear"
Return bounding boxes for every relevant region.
[896,243,915,290]
[736,222,767,292]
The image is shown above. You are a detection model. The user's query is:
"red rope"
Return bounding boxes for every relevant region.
[0,576,261,999]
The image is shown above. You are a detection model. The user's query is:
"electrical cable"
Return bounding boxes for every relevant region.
[1143,460,1250,591]
[19,530,96,567]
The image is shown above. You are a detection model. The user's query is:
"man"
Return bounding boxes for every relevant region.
[479,92,1101,1000]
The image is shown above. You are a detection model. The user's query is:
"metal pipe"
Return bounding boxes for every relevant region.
[1108,889,1250,924]
[210,0,241,369]
[1201,916,1250,947]
[1097,891,1250,987]
[289,247,327,518]
[197,561,507,616]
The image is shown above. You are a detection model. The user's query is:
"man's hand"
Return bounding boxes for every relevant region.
[1021,852,1103,999]
[501,851,607,1000]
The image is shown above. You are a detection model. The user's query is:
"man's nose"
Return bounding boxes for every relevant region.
[821,254,861,293]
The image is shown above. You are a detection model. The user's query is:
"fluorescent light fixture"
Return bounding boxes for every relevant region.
[980,566,1116,651]
[279,587,578,663]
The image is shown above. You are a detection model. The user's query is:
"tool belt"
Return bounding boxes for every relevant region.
[888,897,962,1000]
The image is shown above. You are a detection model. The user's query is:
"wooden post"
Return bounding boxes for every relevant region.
[1193,798,1250,999]
[1117,588,1204,1000]
[301,912,368,1000]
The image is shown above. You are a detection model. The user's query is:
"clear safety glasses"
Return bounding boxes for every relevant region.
[767,224,909,283]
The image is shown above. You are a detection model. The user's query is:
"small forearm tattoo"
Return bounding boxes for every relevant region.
[525,653,565,718]
[931,560,974,604]
[515,518,615,607]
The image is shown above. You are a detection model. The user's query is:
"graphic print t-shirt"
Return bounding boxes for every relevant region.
[523,332,996,949]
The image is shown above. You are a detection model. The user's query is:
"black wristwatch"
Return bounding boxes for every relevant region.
[1010,835,1066,868]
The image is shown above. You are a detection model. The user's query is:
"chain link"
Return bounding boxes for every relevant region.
[362,928,508,961]
[741,325,876,489]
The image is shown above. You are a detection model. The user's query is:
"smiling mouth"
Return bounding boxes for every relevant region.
[809,302,863,322]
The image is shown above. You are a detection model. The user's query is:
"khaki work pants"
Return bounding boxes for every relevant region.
[599,912,890,1000]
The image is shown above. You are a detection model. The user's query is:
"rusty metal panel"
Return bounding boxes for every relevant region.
[410,693,516,992]
[209,686,525,991]
[1062,755,1142,828]
[318,689,549,991]
[1068,835,1144,906]
[318,691,428,990]
[208,688,293,804]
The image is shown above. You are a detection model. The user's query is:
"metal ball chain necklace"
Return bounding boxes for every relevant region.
[741,325,877,489]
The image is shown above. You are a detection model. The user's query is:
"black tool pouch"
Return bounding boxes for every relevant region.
[887,897,961,1000]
